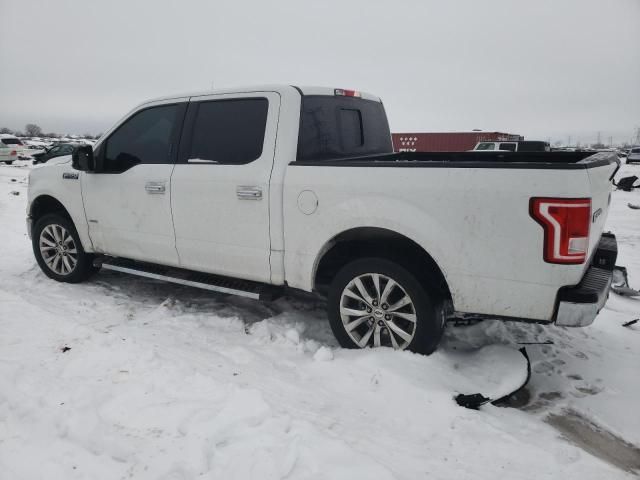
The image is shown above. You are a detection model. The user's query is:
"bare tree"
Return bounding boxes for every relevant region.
[0,127,14,134]
[25,123,43,137]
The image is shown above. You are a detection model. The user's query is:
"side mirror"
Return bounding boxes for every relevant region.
[72,145,95,171]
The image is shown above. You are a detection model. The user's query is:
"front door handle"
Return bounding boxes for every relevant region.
[236,186,263,200]
[145,182,166,194]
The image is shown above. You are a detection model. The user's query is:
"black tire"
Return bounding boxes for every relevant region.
[327,257,445,355]
[4,161,14,165]
[32,213,97,283]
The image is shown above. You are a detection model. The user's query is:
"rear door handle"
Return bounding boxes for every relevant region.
[236,186,262,200]
[145,182,166,194]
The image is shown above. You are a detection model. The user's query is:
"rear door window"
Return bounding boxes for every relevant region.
[186,98,268,165]
[297,96,392,161]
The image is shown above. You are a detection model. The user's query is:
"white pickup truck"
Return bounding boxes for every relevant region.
[27,85,620,354]
[473,140,550,152]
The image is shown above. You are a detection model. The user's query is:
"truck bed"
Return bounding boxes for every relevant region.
[292,151,618,170]
[285,149,619,322]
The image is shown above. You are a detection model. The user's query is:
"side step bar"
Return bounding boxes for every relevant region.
[95,257,281,301]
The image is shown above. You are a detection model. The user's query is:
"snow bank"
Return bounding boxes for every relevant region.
[1,163,639,479]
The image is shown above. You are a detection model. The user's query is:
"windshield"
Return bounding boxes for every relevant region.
[297,95,392,161]
[1,138,22,145]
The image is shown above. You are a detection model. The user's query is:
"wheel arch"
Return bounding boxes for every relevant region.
[313,227,452,303]
[30,194,73,223]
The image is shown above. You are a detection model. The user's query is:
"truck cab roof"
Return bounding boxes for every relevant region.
[138,85,382,108]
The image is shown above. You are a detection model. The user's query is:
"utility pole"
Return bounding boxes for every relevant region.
[568,135,572,147]
[597,131,601,145]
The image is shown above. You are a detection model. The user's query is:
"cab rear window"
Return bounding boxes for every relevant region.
[297,96,392,161]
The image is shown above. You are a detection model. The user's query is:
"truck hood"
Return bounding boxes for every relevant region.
[33,155,72,169]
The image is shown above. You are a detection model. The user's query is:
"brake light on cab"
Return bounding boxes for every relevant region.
[530,198,591,264]
[334,88,361,98]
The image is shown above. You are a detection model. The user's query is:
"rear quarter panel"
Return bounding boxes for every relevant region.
[283,164,599,321]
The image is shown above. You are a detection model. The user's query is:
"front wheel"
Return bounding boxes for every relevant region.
[327,258,445,355]
[32,213,97,283]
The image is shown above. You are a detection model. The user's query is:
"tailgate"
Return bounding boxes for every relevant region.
[584,153,619,259]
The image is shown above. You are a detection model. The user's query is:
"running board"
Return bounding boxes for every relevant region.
[95,257,281,301]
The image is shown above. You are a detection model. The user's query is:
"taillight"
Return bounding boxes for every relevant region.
[334,88,361,98]
[10,150,17,156]
[530,197,591,264]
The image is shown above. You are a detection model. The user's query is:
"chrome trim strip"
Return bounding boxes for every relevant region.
[101,263,261,299]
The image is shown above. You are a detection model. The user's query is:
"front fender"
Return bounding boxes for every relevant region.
[28,163,92,252]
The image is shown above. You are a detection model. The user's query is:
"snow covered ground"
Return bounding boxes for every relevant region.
[1,160,639,479]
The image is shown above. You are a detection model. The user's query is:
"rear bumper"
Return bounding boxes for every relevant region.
[555,233,617,327]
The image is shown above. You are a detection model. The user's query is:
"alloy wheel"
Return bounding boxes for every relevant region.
[339,273,417,349]
[39,224,78,275]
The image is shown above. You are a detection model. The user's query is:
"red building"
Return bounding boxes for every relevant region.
[392,132,523,152]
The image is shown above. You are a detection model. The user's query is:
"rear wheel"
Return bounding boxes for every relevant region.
[32,213,97,283]
[327,258,445,355]
[4,161,14,165]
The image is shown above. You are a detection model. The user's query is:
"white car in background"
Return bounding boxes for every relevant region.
[472,140,551,152]
[0,143,18,164]
[627,147,640,164]
[0,134,26,156]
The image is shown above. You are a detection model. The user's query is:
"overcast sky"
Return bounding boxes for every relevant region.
[1,0,639,144]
